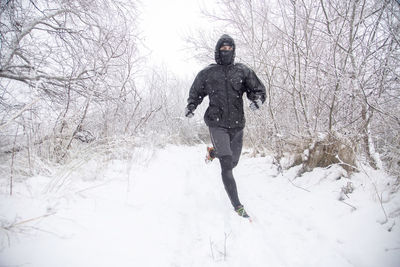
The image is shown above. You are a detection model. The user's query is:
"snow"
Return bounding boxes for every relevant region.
[1,145,399,267]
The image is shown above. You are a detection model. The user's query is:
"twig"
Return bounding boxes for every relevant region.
[376,189,389,224]
[387,220,395,232]
[3,212,57,231]
[288,177,311,192]
[209,237,215,260]
[0,227,11,247]
[74,181,112,195]
[223,231,231,261]
[10,125,19,196]
[358,163,389,224]
[277,167,311,192]
[340,200,357,211]
[335,154,359,172]
[0,98,39,132]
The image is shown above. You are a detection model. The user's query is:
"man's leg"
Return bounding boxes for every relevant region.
[209,127,242,208]
[219,155,241,208]
[209,127,231,158]
[230,128,243,168]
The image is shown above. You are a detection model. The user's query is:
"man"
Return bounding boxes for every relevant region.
[185,34,266,218]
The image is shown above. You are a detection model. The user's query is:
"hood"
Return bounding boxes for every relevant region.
[214,34,236,65]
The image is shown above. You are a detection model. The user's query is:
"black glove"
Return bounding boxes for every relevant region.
[249,98,263,111]
[185,106,194,118]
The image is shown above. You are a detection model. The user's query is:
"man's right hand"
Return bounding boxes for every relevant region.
[185,107,194,118]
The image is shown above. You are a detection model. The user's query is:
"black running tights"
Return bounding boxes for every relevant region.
[219,155,241,209]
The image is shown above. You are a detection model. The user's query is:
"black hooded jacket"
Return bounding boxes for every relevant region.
[186,34,266,129]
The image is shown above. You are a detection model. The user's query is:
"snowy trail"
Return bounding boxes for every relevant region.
[1,145,399,267]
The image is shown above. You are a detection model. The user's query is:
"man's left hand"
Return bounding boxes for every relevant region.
[249,99,263,111]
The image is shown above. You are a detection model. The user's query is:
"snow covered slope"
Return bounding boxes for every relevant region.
[1,145,399,267]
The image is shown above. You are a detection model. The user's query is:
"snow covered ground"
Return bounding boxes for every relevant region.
[1,145,399,267]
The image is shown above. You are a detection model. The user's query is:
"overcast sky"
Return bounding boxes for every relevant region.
[140,0,211,77]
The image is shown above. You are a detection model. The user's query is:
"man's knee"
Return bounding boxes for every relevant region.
[232,161,238,168]
[219,155,233,171]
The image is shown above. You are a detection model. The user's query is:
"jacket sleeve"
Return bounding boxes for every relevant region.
[244,68,266,103]
[187,70,207,111]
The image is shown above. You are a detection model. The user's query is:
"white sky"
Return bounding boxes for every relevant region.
[140,0,211,77]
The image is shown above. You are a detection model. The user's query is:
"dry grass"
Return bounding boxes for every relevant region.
[298,133,357,175]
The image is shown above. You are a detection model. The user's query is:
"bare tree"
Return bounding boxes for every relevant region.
[0,0,144,169]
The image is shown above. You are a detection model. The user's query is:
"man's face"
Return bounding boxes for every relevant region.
[220,45,233,51]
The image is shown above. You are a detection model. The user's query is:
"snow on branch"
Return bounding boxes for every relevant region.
[2,9,69,69]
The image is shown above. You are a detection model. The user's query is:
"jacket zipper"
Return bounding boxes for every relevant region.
[224,66,231,128]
